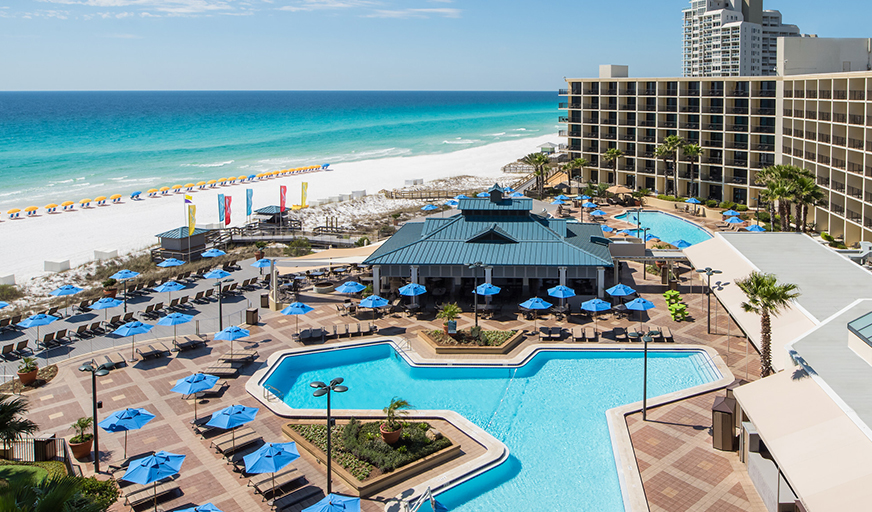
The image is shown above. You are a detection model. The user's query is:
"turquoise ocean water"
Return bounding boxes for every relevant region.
[0,91,557,210]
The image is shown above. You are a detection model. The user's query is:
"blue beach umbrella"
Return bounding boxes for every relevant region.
[444,199,459,207]
[581,298,612,331]
[645,234,660,242]
[625,297,656,332]
[18,314,59,348]
[244,442,301,498]
[215,326,249,357]
[111,269,140,281]
[335,281,365,294]
[50,285,83,297]
[520,297,552,331]
[685,198,701,204]
[746,224,766,232]
[547,285,576,299]
[122,450,185,512]
[725,216,744,224]
[157,258,185,268]
[99,407,155,459]
[280,302,314,335]
[201,248,226,258]
[503,187,515,193]
[672,239,692,249]
[206,405,259,452]
[157,312,194,343]
[250,258,272,268]
[113,321,154,361]
[154,280,185,304]
[454,195,470,200]
[555,194,570,200]
[203,269,231,280]
[474,283,501,296]
[171,373,220,421]
[590,210,607,217]
[509,192,524,198]
[722,209,741,217]
[606,284,636,298]
[618,229,634,236]
[581,195,592,200]
[582,202,598,208]
[176,504,224,512]
[476,192,490,198]
[0,302,7,310]
[398,283,427,296]
[89,297,123,321]
[359,294,389,320]
[303,494,361,512]
[550,199,565,205]
[421,204,438,211]
[601,225,614,233]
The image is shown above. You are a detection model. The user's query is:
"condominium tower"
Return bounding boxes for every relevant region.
[682,0,802,77]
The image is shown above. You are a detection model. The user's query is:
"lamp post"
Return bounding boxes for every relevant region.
[468,262,486,328]
[640,227,650,280]
[643,333,652,421]
[78,361,109,473]
[311,378,348,495]
[214,278,234,331]
[695,267,722,334]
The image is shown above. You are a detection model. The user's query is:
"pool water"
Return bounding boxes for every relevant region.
[614,210,712,246]
[264,344,720,512]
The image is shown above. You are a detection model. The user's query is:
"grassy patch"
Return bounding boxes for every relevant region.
[0,464,48,485]
[0,460,67,479]
[426,329,516,347]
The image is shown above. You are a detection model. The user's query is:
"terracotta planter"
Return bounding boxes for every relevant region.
[103,288,117,298]
[17,369,38,386]
[380,424,402,445]
[255,250,265,260]
[69,438,93,460]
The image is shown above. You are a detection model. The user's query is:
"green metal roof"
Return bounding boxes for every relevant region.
[255,205,284,215]
[155,227,211,239]
[457,197,533,211]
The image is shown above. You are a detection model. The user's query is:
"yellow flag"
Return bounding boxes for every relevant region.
[301,182,308,207]
[188,205,196,235]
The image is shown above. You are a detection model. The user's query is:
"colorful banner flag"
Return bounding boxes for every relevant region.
[184,195,193,204]
[301,182,308,207]
[224,196,231,226]
[280,185,287,213]
[187,205,196,236]
[246,188,253,217]
[218,194,225,223]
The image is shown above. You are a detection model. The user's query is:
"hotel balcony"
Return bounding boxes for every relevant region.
[730,107,749,114]
[558,89,569,96]
[752,126,776,134]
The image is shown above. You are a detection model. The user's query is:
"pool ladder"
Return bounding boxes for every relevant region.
[263,383,284,403]
[404,487,446,512]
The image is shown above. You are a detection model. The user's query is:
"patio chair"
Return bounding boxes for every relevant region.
[178,295,190,308]
[121,312,134,323]
[12,340,32,357]
[658,326,674,342]
[338,324,349,337]
[72,324,89,339]
[219,349,257,364]
[251,467,306,500]
[152,302,164,315]
[538,326,550,340]
[212,428,261,455]
[191,291,204,303]
[40,332,56,348]
[75,300,92,314]
[136,346,160,359]
[140,304,154,318]
[203,288,214,301]
[350,323,361,336]
[191,380,229,400]
[0,344,15,360]
[272,486,324,510]
[571,327,584,342]
[87,322,104,335]
[166,298,180,311]
[106,315,122,328]
[102,353,126,370]
[0,318,9,332]
[584,327,597,342]
[174,336,207,352]
[362,323,375,336]
[123,481,180,508]
[54,329,68,343]
[46,306,59,317]
[550,327,562,340]
[202,362,241,378]
[8,315,21,330]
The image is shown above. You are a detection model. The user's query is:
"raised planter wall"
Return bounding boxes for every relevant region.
[417,330,526,355]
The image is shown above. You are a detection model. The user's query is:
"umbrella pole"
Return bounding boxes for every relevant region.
[130,335,136,362]
[124,431,128,459]
[194,396,198,421]
[153,480,157,512]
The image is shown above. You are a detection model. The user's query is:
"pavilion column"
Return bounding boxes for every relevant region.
[597,266,605,298]
[373,266,381,295]
[484,267,493,305]
[411,266,419,305]
[522,277,530,296]
[558,267,567,287]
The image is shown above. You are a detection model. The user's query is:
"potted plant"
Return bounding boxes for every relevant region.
[69,417,94,460]
[17,357,38,386]
[437,303,461,336]
[102,278,118,298]
[254,241,267,260]
[380,397,412,445]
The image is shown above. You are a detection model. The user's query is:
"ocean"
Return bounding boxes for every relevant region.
[0,91,557,211]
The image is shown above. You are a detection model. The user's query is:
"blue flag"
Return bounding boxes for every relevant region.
[246,188,253,216]
[218,194,225,223]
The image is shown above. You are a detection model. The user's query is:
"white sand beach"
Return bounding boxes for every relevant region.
[1,134,554,287]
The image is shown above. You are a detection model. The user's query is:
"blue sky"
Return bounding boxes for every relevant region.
[1,0,869,91]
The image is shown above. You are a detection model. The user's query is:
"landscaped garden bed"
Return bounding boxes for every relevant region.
[418,329,525,355]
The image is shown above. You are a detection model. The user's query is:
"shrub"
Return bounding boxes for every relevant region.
[756,211,771,223]
[101,278,117,289]
[821,232,834,242]
[645,265,661,276]
[705,199,718,208]
[736,204,749,212]
[341,419,452,473]
[0,285,23,302]
[719,201,736,210]
[76,476,119,511]
[354,237,370,247]
[285,238,312,257]
[17,357,38,373]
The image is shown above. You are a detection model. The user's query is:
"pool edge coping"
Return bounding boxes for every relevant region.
[245,337,734,512]
[613,208,716,241]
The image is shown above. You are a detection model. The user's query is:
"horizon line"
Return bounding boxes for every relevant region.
[0,89,558,93]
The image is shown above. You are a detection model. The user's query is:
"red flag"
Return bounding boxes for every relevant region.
[224,196,231,226]
[280,185,287,213]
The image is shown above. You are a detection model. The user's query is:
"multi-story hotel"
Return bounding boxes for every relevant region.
[561,38,872,245]
[682,0,803,77]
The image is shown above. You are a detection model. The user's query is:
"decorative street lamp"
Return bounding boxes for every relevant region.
[214,278,234,331]
[78,361,110,473]
[310,378,348,495]
[695,267,722,334]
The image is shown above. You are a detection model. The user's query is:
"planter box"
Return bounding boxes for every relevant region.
[417,330,526,355]
[18,369,38,386]
[283,422,461,498]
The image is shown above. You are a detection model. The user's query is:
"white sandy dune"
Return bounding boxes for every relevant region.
[1,134,554,286]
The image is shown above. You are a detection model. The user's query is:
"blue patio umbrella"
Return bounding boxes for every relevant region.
[201,248,226,258]
[454,195,470,200]
[171,373,220,421]
[303,494,361,512]
[725,216,744,224]
[601,225,614,233]
[555,194,570,201]
[722,209,741,216]
[398,283,427,296]
[359,294,389,320]
[154,280,185,304]
[280,302,314,335]
[206,405,259,452]
[215,325,249,357]
[582,202,598,208]
[89,297,123,321]
[547,285,576,299]
[157,312,194,343]
[550,199,565,205]
[421,204,438,211]
[581,298,612,331]
[243,442,301,497]
[444,199,459,207]
[113,321,154,362]
[476,192,490,198]
[0,302,7,310]
[121,450,185,512]
[746,224,766,232]
[203,269,231,280]
[176,504,224,512]
[645,234,660,242]
[503,187,515,193]
[520,297,552,331]
[625,297,656,332]
[335,281,366,294]
[99,407,155,459]
[50,284,83,297]
[581,195,592,200]
[251,258,272,268]
[157,258,185,268]
[17,314,59,349]
[685,198,701,204]
[672,239,692,249]
[509,192,525,198]
[474,283,501,296]
[590,210,607,217]
[111,269,140,281]
[606,284,636,298]
[618,229,634,236]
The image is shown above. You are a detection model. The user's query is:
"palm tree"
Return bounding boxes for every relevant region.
[522,153,550,198]
[657,135,685,195]
[791,174,826,233]
[0,475,103,512]
[736,271,800,377]
[682,143,703,198]
[601,148,623,185]
[562,158,588,191]
[0,396,38,457]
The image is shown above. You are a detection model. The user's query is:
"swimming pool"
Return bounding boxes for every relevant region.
[262,343,721,511]
[614,210,712,246]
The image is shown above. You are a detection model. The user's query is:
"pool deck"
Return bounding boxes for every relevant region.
[11,206,768,511]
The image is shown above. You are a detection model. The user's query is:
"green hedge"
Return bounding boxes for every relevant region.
[74,477,119,511]
[341,419,451,473]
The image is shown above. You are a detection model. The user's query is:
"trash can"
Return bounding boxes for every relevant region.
[245,308,258,326]
[34,434,56,462]
[260,293,269,309]
[712,396,737,451]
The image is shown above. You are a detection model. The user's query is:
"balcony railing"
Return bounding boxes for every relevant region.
[559,117,569,123]
[660,105,678,112]
[818,134,830,143]
[728,142,749,149]
[833,136,846,146]
[783,109,793,117]
[705,124,724,131]
[602,133,617,140]
[703,140,723,148]
[620,89,636,96]
[730,176,748,184]
[752,161,774,169]
[638,121,655,127]
[602,119,617,125]
[728,125,748,132]
[619,134,635,141]
[704,107,724,113]
[834,113,847,123]
[639,136,655,142]
[817,177,830,186]
[806,90,817,99]
[728,90,749,97]
[831,204,845,215]
[659,122,677,128]
[832,181,846,192]
[731,107,749,114]
[640,105,657,111]
[805,111,817,120]
[755,144,775,152]
[706,156,723,164]
[620,104,636,111]
[834,90,847,99]
[753,126,776,133]
[849,138,864,150]
[848,210,862,223]
[847,186,863,199]
[850,115,864,125]
[754,108,775,115]
[683,123,700,129]
[755,90,776,97]
[680,106,700,112]
[619,119,635,126]
[703,90,724,96]
[726,159,748,166]
[818,155,830,165]
[851,91,866,100]
[804,131,817,141]
[819,112,831,121]
[848,162,864,174]
[833,158,846,170]
[558,89,569,95]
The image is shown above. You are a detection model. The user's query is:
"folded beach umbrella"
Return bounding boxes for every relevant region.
[685,198,701,204]
[303,494,361,512]
[590,210,607,217]
[672,239,692,249]
[114,321,154,362]
[421,204,438,211]
[625,297,656,333]
[474,283,501,296]
[745,224,766,232]
[176,504,224,512]
[157,312,194,343]
[157,258,185,268]
[206,405,258,453]
[201,248,226,258]
[121,451,185,512]
[203,268,231,280]
[171,373,220,421]
[243,442,301,500]
[99,407,156,459]
[280,302,314,335]
[722,209,741,217]
[581,298,611,331]
[214,325,249,357]
[725,216,744,224]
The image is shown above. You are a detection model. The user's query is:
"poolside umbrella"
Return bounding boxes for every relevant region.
[454,195,470,200]
[722,209,741,217]
[359,294,389,320]
[17,314,59,349]
[590,210,607,217]
[157,312,193,343]
[89,297,123,321]
[746,224,766,232]
[251,258,272,275]
[606,284,636,304]
[475,283,501,296]
[581,195,592,200]
[555,194,570,201]
[171,373,220,421]
[214,326,249,358]
[304,494,361,512]
[548,285,576,310]
[154,280,185,304]
[203,269,231,280]
[201,248,226,258]
[206,405,258,453]
[50,284,84,317]
[519,297,552,332]
[0,302,7,310]
[280,302,314,336]
[243,442,301,502]
[503,187,515,193]
[601,225,614,233]
[582,202,598,208]
[157,258,185,268]
[444,199,459,207]
[550,199,565,205]
[335,281,366,294]
[476,192,490,198]
[421,204,438,211]
[176,504,224,512]
[672,239,692,249]
[509,192,525,198]
[99,407,155,459]
[625,297,656,333]
[725,216,744,224]
[121,450,185,512]
[645,234,660,242]
[685,198,701,204]
[581,298,611,331]
[111,270,140,311]
[113,321,154,361]
[398,283,427,308]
